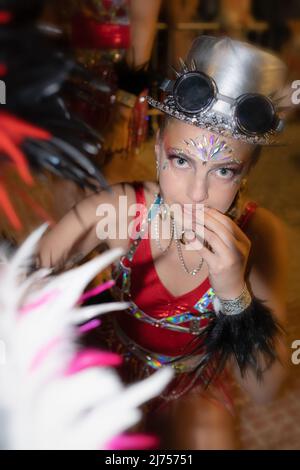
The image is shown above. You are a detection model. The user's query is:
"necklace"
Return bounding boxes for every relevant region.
[173,218,204,276]
[154,195,174,253]
[153,193,203,275]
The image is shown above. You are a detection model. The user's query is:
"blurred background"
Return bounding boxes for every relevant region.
[1,0,300,449]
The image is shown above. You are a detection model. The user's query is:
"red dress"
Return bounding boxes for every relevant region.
[104,182,258,414]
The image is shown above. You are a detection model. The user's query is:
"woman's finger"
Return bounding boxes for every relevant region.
[193,210,238,250]
[185,225,219,253]
[190,207,250,250]
[204,207,250,244]
[198,245,216,268]
[185,204,244,242]
[201,226,230,256]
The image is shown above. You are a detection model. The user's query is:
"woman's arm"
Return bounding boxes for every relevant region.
[186,203,289,404]
[232,207,290,404]
[127,0,161,67]
[37,183,130,269]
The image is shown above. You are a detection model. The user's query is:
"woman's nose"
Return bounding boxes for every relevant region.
[187,175,209,203]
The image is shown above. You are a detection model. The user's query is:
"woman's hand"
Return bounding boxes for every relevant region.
[182,205,252,300]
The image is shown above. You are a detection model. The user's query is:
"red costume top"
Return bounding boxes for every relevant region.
[115,182,258,356]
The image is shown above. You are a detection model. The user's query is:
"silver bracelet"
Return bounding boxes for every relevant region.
[213,283,252,316]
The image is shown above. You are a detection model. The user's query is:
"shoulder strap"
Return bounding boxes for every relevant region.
[132,181,146,206]
[124,183,160,262]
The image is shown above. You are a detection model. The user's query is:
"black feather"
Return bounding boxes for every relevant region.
[202,297,284,380]
[0,0,112,191]
[163,297,285,387]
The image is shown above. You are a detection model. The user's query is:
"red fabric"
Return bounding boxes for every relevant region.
[71,14,130,49]
[0,63,7,76]
[237,200,258,227]
[0,11,12,24]
[117,183,258,357]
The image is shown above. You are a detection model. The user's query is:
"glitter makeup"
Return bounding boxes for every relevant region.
[183,134,238,164]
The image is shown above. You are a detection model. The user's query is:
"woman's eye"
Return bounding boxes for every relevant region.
[215,167,237,179]
[170,156,190,168]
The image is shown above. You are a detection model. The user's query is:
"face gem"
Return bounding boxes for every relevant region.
[183,134,236,164]
[162,161,169,170]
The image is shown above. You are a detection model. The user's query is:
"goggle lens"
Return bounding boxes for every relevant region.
[235,94,276,135]
[174,72,215,114]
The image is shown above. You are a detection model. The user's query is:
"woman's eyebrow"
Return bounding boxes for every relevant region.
[166,146,195,161]
[167,146,243,166]
[166,146,244,169]
[208,159,243,168]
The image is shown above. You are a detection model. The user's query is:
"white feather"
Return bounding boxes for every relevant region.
[72,302,131,324]
[0,226,173,450]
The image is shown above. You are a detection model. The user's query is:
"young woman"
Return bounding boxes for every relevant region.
[37,36,289,449]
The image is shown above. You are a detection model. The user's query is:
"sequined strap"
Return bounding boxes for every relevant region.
[112,282,215,335]
[113,316,206,373]
[193,287,215,313]
[125,305,213,335]
[111,189,161,294]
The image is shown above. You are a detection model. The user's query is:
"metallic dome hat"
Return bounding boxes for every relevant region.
[147,35,289,145]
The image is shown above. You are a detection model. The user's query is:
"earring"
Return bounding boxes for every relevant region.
[240,178,248,191]
[159,204,167,221]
